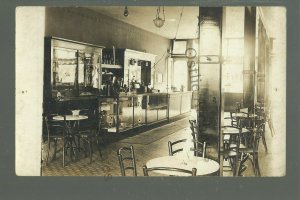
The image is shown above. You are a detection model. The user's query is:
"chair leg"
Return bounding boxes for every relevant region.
[88,139,93,163]
[254,154,261,176]
[68,137,76,161]
[70,136,79,161]
[248,157,256,175]
[234,159,241,177]
[62,138,65,168]
[96,136,103,158]
[45,140,50,166]
[262,132,268,153]
[229,157,238,176]
[53,139,58,160]
[77,136,81,154]
[82,138,88,158]
[267,119,275,137]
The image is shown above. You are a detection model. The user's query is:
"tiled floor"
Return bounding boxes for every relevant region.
[42,112,285,177]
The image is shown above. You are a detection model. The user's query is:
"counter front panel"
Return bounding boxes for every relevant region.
[99,91,191,133]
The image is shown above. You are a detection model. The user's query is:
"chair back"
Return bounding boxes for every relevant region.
[251,122,265,152]
[189,120,199,141]
[168,139,206,158]
[229,111,238,128]
[168,139,187,156]
[43,114,66,139]
[77,109,97,130]
[143,165,197,176]
[239,115,254,129]
[191,140,207,158]
[255,104,265,119]
[117,145,137,176]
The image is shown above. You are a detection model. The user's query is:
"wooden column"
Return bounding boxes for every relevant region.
[243,7,256,109]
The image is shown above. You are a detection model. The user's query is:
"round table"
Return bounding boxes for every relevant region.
[222,127,250,135]
[52,115,89,161]
[146,156,219,176]
[53,115,88,121]
[233,113,258,118]
[53,114,88,133]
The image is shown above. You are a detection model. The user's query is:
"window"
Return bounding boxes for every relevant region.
[172,40,187,55]
[172,60,188,91]
[222,38,244,93]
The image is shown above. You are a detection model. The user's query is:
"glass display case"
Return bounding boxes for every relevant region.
[98,93,170,133]
[118,96,134,132]
[133,95,146,127]
[98,97,118,133]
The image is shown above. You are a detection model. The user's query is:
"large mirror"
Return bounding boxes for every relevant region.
[52,47,78,98]
[52,47,100,99]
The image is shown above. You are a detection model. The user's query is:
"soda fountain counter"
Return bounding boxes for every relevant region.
[98,91,192,133]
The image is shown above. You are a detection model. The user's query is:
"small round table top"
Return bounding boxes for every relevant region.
[222,127,250,135]
[233,113,258,118]
[53,115,88,121]
[146,156,219,176]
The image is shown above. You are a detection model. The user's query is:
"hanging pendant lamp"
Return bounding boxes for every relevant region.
[153,6,165,28]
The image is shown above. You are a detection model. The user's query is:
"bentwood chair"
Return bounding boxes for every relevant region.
[168,139,206,158]
[229,111,239,128]
[43,114,67,167]
[257,119,268,153]
[222,123,243,176]
[259,103,275,137]
[117,145,137,176]
[238,122,265,176]
[143,165,197,176]
[237,153,250,176]
[76,109,103,163]
[239,115,268,153]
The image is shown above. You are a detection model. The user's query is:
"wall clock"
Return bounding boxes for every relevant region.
[185,48,197,59]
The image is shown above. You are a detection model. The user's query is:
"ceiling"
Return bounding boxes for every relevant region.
[85,6,281,40]
[86,6,199,39]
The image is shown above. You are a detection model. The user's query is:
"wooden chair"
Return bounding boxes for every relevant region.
[240,115,268,153]
[143,165,197,176]
[238,122,265,176]
[189,119,199,142]
[117,145,137,176]
[76,109,103,163]
[255,118,268,153]
[237,153,250,176]
[43,114,67,167]
[222,124,243,176]
[189,120,197,135]
[168,139,206,158]
[229,111,239,128]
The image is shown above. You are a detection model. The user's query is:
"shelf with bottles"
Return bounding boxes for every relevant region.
[102,48,125,68]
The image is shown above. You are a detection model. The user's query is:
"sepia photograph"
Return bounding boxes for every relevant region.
[16,6,286,177]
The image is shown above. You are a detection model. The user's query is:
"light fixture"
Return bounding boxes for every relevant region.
[153,6,165,28]
[124,6,129,17]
